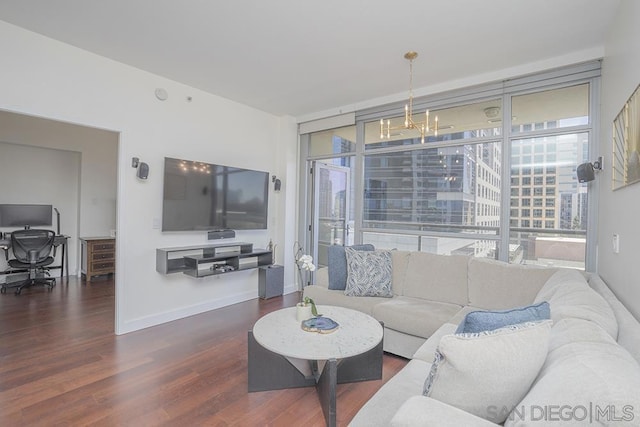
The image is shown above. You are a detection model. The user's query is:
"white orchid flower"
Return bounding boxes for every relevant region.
[298,254,316,271]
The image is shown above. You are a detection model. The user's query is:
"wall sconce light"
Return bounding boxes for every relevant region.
[132,157,149,180]
[577,156,603,183]
[272,175,281,192]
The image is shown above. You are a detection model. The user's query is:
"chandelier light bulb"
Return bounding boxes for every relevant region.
[380,52,439,144]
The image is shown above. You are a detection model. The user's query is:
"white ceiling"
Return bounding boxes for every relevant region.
[0,0,620,119]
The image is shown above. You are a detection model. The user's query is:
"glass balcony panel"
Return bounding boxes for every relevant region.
[364,142,501,234]
[361,232,420,251]
[509,230,585,269]
[362,232,498,259]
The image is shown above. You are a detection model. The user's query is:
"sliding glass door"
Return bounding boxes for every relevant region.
[312,161,352,268]
[305,125,356,270]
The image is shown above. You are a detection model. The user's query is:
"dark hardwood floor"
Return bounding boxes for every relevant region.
[0,277,407,426]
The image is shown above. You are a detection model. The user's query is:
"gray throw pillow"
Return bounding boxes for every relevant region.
[424,320,552,424]
[455,301,550,334]
[327,244,375,290]
[344,248,392,297]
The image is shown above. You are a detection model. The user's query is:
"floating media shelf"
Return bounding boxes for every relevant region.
[156,242,272,278]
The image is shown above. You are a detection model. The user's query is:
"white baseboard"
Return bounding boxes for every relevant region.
[283,283,297,295]
[117,282,299,335]
[118,289,257,334]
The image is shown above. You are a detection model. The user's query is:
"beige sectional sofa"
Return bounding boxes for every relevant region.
[303,251,640,426]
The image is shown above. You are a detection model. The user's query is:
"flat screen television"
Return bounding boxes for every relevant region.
[162,157,269,231]
[0,204,53,228]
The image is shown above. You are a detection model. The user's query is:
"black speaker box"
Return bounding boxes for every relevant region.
[137,162,149,179]
[207,229,236,240]
[577,162,595,183]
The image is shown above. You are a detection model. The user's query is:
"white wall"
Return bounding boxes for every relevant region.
[599,0,640,320]
[0,142,80,274]
[0,111,119,275]
[0,21,299,334]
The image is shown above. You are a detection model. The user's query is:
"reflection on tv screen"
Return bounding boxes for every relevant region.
[162,157,269,231]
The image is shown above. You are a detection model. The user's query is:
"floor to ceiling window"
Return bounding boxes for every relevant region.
[361,98,503,258]
[299,62,599,271]
[509,83,591,269]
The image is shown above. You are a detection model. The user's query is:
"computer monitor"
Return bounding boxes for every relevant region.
[0,204,53,229]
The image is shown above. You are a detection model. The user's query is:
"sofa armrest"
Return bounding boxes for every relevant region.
[390,396,499,427]
[314,266,329,289]
[587,273,640,364]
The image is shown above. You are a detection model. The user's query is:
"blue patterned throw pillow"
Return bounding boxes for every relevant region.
[327,244,375,290]
[344,248,392,297]
[455,301,550,334]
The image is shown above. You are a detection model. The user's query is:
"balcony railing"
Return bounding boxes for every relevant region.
[361,221,586,269]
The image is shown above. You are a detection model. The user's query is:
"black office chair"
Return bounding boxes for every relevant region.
[3,229,56,295]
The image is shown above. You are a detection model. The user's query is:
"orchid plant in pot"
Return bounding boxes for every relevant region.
[293,241,316,295]
[293,242,317,320]
[296,296,320,321]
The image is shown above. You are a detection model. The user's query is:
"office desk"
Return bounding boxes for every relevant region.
[0,234,69,280]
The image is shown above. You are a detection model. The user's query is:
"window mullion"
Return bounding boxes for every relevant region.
[499,94,513,263]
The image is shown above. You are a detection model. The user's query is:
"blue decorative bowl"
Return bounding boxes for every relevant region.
[301,316,339,334]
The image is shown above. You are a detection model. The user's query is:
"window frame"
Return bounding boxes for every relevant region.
[298,61,600,271]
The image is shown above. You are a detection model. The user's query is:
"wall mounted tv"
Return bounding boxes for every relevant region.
[162,157,269,232]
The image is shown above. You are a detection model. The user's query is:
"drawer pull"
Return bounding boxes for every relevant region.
[93,264,114,269]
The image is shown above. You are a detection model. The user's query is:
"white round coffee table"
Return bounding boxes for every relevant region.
[248,305,384,427]
[252,305,383,360]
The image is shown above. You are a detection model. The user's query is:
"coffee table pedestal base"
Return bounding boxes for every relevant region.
[248,331,383,427]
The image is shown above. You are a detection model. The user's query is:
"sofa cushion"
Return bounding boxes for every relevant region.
[314,266,330,288]
[389,250,411,296]
[372,296,463,340]
[383,327,430,360]
[467,258,557,310]
[412,322,458,363]
[344,248,393,297]
[455,301,550,334]
[424,320,552,424]
[534,269,618,339]
[390,396,499,427]
[402,252,469,305]
[303,283,385,316]
[327,244,374,290]
[349,359,432,427]
[505,318,640,426]
[446,305,483,325]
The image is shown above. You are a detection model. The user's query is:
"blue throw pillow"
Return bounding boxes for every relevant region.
[327,244,375,290]
[455,301,550,334]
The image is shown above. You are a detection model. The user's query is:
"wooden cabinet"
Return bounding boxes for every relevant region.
[80,237,116,282]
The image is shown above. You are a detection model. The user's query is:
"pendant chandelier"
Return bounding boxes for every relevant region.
[380,51,438,144]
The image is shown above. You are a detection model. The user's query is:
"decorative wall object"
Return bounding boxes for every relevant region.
[612,83,640,189]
